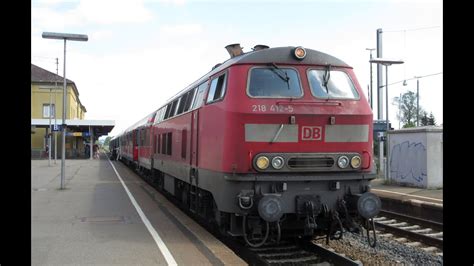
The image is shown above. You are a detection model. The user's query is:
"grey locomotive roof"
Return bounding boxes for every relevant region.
[167,46,351,103]
[211,46,350,76]
[232,46,349,67]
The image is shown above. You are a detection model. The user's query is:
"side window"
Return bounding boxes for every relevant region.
[159,107,166,121]
[169,99,178,118]
[164,104,172,119]
[192,82,208,109]
[206,73,227,104]
[176,94,187,115]
[184,88,196,112]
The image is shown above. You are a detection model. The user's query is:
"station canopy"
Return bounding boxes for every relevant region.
[31,119,115,137]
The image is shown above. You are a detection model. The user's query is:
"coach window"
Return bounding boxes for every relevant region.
[247,67,302,98]
[206,73,227,104]
[192,82,208,109]
[135,130,140,146]
[307,69,359,100]
[145,128,149,146]
[161,133,167,154]
[166,132,172,155]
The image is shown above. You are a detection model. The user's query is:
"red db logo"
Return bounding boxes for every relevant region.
[302,126,322,140]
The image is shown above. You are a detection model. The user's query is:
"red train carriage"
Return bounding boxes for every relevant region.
[113,44,381,247]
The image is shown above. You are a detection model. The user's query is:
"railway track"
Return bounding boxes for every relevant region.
[122,159,361,266]
[374,210,443,252]
[244,240,361,265]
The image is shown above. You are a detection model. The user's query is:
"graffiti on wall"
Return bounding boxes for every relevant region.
[390,141,427,185]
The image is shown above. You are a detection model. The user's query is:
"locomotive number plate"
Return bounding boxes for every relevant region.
[251,104,294,113]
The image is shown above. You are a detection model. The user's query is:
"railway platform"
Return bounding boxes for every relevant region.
[369,177,442,223]
[370,177,442,204]
[31,153,246,265]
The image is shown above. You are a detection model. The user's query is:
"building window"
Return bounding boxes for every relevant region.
[43,104,55,118]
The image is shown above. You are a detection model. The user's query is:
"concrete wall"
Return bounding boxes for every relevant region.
[388,126,443,188]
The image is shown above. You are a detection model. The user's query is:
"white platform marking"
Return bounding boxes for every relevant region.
[108,158,177,265]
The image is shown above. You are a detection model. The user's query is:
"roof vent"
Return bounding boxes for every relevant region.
[252,44,269,51]
[225,43,243,58]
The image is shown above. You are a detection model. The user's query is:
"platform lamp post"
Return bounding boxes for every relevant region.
[42,32,88,190]
[369,58,404,181]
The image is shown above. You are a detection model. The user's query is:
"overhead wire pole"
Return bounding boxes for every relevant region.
[42,32,88,190]
[376,29,383,120]
[416,78,420,126]
[366,48,375,109]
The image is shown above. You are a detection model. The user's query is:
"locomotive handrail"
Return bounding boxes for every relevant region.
[276,101,342,106]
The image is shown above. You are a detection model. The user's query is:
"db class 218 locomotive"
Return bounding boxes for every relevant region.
[111,44,381,248]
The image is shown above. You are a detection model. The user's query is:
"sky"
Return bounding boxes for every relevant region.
[31,0,443,137]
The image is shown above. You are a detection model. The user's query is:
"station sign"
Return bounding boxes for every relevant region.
[52,124,62,131]
[66,132,82,136]
[373,120,392,132]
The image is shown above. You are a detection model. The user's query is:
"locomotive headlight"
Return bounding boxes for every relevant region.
[337,156,349,168]
[350,155,362,168]
[293,46,306,60]
[271,156,285,169]
[256,156,270,170]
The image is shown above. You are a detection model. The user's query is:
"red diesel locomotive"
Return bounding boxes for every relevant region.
[110,44,381,247]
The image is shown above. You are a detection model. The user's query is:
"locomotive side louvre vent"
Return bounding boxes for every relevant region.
[287,157,335,169]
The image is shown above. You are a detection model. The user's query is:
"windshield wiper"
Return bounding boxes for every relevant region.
[323,64,331,94]
[269,63,290,90]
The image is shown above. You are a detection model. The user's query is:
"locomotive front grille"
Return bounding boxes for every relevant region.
[287,157,335,169]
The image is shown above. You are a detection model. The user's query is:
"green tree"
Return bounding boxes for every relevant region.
[428,112,436,125]
[393,91,424,128]
[103,136,112,147]
[420,111,429,126]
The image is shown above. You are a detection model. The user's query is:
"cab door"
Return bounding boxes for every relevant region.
[189,81,208,167]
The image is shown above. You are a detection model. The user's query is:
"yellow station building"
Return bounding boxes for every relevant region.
[31,64,114,159]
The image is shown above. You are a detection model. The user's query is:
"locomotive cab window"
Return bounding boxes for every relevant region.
[206,73,227,104]
[247,67,303,98]
[307,69,359,100]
